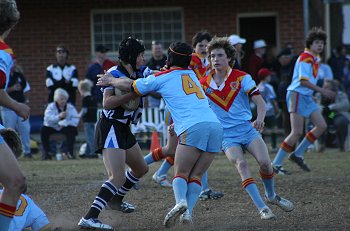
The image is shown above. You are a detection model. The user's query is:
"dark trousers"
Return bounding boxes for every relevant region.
[41,126,77,156]
[320,114,349,151]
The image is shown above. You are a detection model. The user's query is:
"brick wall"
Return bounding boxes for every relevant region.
[10,0,304,115]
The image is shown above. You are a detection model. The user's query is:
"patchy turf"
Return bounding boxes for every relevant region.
[19,149,350,230]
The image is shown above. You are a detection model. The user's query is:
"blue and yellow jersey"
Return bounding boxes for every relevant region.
[0,38,14,90]
[189,53,210,80]
[287,49,320,95]
[200,67,259,130]
[133,67,219,136]
[0,189,50,231]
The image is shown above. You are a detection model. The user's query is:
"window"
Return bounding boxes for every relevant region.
[91,7,184,56]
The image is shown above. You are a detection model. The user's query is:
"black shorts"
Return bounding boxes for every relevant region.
[95,117,137,153]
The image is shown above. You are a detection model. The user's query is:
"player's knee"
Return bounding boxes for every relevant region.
[9,174,27,194]
[235,159,248,171]
[318,122,327,133]
[259,161,272,173]
[291,130,303,139]
[132,164,148,178]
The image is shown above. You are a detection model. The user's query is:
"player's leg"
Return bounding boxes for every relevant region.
[0,140,26,230]
[294,110,326,158]
[144,128,177,165]
[272,112,304,173]
[225,143,274,219]
[79,148,124,230]
[164,144,202,228]
[184,151,216,224]
[289,110,327,171]
[247,137,294,212]
[109,143,148,211]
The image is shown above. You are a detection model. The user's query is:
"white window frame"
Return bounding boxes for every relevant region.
[90,7,185,60]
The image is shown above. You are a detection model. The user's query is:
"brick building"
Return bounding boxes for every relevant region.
[7,0,342,117]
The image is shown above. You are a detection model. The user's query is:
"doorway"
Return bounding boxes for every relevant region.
[238,14,278,70]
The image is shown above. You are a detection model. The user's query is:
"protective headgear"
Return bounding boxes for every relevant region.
[118,37,145,70]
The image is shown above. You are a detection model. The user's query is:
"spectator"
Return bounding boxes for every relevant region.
[328,45,347,81]
[85,45,116,105]
[318,79,350,152]
[257,68,280,152]
[145,41,166,107]
[78,79,97,158]
[228,34,246,70]
[46,45,79,104]
[274,47,297,136]
[343,57,350,99]
[317,57,334,87]
[248,39,267,84]
[0,61,31,158]
[40,88,79,160]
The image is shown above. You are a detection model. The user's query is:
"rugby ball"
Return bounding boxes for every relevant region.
[114,86,140,111]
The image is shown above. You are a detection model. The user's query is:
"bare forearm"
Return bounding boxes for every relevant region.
[103,92,139,109]
[0,90,19,111]
[111,78,134,92]
[300,80,322,93]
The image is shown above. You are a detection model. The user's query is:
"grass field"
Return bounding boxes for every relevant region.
[19,148,350,230]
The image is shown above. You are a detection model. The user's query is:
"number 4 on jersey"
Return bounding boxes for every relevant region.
[181,74,205,99]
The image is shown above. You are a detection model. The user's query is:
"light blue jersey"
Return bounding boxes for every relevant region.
[133,67,220,136]
[0,190,50,231]
[200,68,259,130]
[287,49,320,96]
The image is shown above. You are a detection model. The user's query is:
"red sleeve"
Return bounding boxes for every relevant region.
[0,70,6,89]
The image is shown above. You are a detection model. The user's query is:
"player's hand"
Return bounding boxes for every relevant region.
[252,120,265,133]
[321,88,336,100]
[97,71,113,86]
[14,102,30,120]
[168,124,175,136]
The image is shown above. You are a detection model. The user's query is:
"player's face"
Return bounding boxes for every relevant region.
[310,40,324,54]
[210,48,230,71]
[195,40,209,57]
[136,52,145,69]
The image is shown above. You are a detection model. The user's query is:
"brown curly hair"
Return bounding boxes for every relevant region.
[0,128,23,158]
[305,27,327,49]
[207,37,237,67]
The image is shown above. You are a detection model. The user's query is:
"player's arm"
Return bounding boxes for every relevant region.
[251,93,266,133]
[298,61,336,99]
[102,88,138,110]
[97,72,133,92]
[300,80,335,99]
[0,89,30,120]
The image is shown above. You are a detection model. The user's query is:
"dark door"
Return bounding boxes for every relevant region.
[239,16,277,70]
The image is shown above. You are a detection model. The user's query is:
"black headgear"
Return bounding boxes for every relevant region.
[118,37,145,70]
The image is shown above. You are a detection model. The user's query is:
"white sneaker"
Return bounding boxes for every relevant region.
[152,173,172,187]
[259,208,276,220]
[180,209,193,225]
[267,195,294,212]
[78,217,114,230]
[164,200,188,228]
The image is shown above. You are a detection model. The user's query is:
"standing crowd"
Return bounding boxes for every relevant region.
[1,0,350,230]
